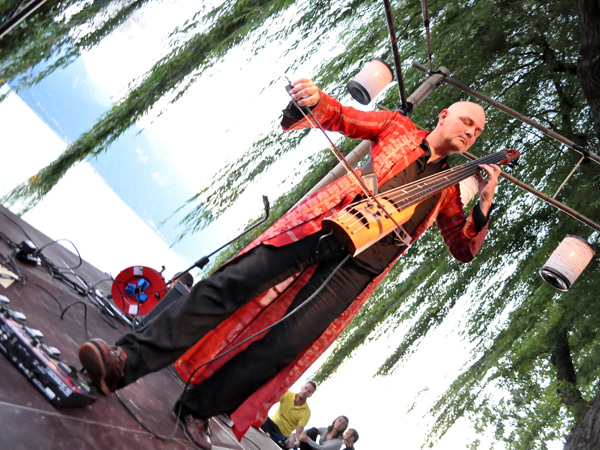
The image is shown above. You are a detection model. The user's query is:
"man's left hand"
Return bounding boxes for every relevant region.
[476,163,501,216]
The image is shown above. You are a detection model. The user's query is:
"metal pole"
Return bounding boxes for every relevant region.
[462,152,600,233]
[413,61,600,166]
[553,157,585,199]
[420,0,433,72]
[0,0,49,40]
[382,0,409,112]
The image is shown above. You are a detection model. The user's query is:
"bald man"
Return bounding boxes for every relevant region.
[78,78,500,450]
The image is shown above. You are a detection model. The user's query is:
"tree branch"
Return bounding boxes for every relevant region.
[549,327,586,414]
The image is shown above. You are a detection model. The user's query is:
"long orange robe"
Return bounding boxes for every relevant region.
[173,91,489,439]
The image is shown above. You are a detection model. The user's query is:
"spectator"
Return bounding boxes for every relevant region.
[299,415,348,450]
[342,428,359,450]
[261,381,317,448]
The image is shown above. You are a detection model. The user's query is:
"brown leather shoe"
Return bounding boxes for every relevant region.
[180,415,212,450]
[78,338,127,395]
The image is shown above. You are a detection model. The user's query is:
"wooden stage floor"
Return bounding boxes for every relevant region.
[0,205,278,450]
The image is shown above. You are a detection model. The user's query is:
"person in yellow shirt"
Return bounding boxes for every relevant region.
[262,381,317,449]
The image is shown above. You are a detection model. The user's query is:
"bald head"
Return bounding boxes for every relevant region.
[446,101,486,128]
[426,101,486,160]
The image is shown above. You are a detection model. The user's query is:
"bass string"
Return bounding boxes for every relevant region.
[336,151,506,229]
[381,151,507,208]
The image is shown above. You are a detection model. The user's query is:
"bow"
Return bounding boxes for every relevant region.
[285,79,412,246]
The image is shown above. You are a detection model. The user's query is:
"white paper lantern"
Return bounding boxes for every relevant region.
[347,59,393,105]
[540,235,595,290]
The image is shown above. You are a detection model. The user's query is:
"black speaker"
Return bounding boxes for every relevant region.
[143,281,189,322]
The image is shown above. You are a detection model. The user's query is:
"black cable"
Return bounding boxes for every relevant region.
[2,248,26,285]
[0,256,20,284]
[61,300,91,341]
[25,277,65,313]
[37,238,83,270]
[96,307,119,329]
[242,435,262,450]
[37,251,89,295]
[102,277,130,319]
[115,253,352,443]
[0,211,36,243]
[0,231,19,248]
[0,225,112,338]
[115,390,180,442]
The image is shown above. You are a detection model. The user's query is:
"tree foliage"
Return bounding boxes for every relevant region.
[2,0,600,448]
[0,0,153,97]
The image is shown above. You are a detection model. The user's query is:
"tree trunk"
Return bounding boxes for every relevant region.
[577,0,600,140]
[550,328,586,414]
[564,391,600,449]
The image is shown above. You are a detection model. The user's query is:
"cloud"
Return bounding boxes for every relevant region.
[151,171,170,187]
[135,147,149,164]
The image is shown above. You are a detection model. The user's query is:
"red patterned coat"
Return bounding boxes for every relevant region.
[174,91,489,439]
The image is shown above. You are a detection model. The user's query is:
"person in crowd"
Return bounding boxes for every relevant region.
[342,428,359,450]
[298,415,348,450]
[261,381,317,449]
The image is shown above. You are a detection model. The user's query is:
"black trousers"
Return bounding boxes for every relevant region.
[115,231,400,418]
[261,417,289,448]
[299,427,320,450]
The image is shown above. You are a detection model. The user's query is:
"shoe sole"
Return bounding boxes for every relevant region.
[172,412,213,450]
[78,342,111,396]
[182,425,211,450]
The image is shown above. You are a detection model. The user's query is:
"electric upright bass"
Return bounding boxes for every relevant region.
[322,149,520,255]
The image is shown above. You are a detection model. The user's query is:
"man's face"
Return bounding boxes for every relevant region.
[299,382,315,399]
[343,429,356,446]
[436,101,485,154]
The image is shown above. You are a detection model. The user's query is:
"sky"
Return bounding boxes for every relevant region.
[0,85,190,281]
[0,2,565,449]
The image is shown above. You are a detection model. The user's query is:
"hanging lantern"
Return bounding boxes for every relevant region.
[347,58,393,105]
[540,235,595,291]
[459,175,479,206]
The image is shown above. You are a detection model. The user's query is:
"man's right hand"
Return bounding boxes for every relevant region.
[285,437,296,448]
[287,78,320,107]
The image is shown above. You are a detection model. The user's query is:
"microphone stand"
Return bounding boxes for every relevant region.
[168,196,270,284]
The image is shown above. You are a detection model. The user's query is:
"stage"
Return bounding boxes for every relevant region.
[0,205,278,450]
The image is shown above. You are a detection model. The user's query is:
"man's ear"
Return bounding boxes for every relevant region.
[438,109,449,125]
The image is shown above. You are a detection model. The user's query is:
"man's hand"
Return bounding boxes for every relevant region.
[299,432,308,443]
[285,437,296,449]
[476,163,501,216]
[287,78,320,107]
